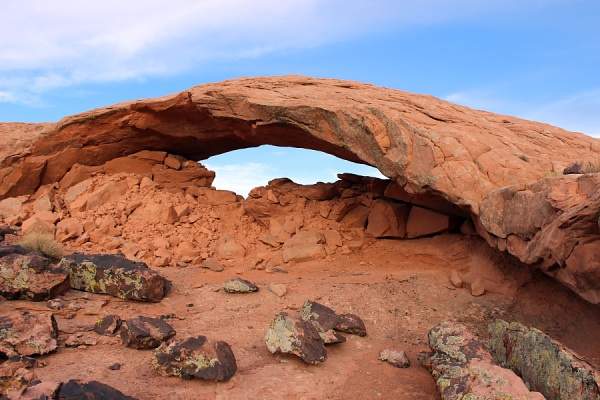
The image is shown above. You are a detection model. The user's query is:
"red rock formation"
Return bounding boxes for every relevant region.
[1,75,600,302]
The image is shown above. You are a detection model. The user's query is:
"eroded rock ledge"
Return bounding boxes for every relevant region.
[1,75,600,303]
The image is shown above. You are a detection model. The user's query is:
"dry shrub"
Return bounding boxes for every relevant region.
[21,232,64,260]
[582,161,600,174]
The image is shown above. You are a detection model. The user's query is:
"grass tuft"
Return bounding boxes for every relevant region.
[20,232,64,260]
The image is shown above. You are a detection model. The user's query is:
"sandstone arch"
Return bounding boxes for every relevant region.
[2,75,600,303]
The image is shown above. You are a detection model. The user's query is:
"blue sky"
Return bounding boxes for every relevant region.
[1,1,599,195]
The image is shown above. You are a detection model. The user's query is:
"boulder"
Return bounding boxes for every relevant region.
[264,312,327,365]
[379,349,410,368]
[222,278,258,293]
[0,198,22,219]
[21,216,55,236]
[0,253,70,301]
[282,231,327,263]
[93,315,122,336]
[57,380,138,400]
[201,257,224,272]
[84,180,130,211]
[299,300,367,338]
[0,244,28,258]
[58,253,166,302]
[119,316,176,349]
[152,336,237,381]
[419,321,545,400]
[366,200,410,238]
[406,206,454,239]
[0,311,59,356]
[214,236,246,259]
[153,166,215,189]
[488,320,600,399]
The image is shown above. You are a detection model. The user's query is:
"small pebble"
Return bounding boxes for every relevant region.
[108,363,121,370]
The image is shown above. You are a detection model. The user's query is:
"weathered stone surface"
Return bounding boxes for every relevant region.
[152,336,237,381]
[419,321,545,400]
[406,206,454,239]
[2,76,600,303]
[120,316,176,349]
[282,231,327,263]
[0,226,14,242]
[299,301,367,339]
[58,253,166,302]
[214,236,246,259]
[0,245,28,258]
[21,381,62,400]
[57,380,137,400]
[93,314,122,336]
[0,198,22,219]
[0,356,38,399]
[488,320,600,400]
[0,311,58,356]
[366,200,410,238]
[379,349,410,368]
[336,313,367,337]
[0,253,70,301]
[480,173,600,304]
[222,278,258,293]
[265,312,327,365]
[449,269,463,288]
[201,257,224,272]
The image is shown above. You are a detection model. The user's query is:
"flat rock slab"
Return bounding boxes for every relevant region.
[222,278,258,293]
[264,312,327,365]
[0,252,70,301]
[299,300,367,340]
[120,316,176,349]
[0,311,58,357]
[152,336,237,381]
[0,245,28,258]
[489,320,600,399]
[93,314,122,336]
[59,253,166,302]
[419,320,545,400]
[57,380,138,399]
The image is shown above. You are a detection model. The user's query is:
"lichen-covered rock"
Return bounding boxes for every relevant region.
[0,311,58,356]
[222,278,258,293]
[488,320,600,400]
[0,355,38,399]
[57,380,137,399]
[152,336,237,381]
[299,300,367,342]
[93,314,122,336]
[264,312,327,365]
[0,253,70,301]
[119,316,176,349]
[419,321,545,400]
[0,245,28,258]
[58,253,166,302]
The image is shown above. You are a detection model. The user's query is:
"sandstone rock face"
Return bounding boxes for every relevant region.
[152,336,237,381]
[1,76,600,302]
[264,312,327,365]
[419,321,545,400]
[0,252,70,301]
[488,320,600,399]
[59,253,166,302]
[0,311,59,357]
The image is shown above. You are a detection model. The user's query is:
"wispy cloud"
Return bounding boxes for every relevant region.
[0,0,560,105]
[445,87,600,138]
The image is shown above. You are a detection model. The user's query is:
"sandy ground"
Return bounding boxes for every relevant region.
[4,234,600,399]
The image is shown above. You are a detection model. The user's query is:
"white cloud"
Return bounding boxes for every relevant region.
[205,162,275,196]
[0,0,561,104]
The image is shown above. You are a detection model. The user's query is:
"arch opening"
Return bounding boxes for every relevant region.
[204,145,386,197]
